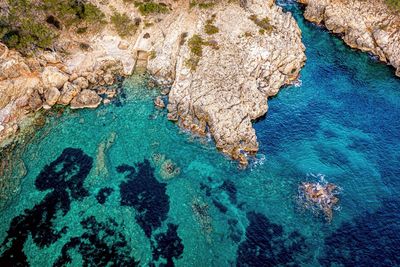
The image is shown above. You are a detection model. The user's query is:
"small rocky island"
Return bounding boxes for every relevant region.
[299,182,339,221]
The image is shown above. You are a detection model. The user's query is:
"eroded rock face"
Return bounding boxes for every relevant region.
[147,0,306,164]
[298,0,400,77]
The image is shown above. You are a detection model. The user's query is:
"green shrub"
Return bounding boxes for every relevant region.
[386,0,400,10]
[111,12,137,37]
[2,0,106,53]
[185,34,218,70]
[134,2,169,15]
[188,34,204,57]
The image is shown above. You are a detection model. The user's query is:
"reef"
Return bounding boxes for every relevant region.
[151,223,184,267]
[200,178,238,214]
[236,211,309,266]
[54,216,139,266]
[118,160,170,237]
[0,148,93,266]
[96,187,114,204]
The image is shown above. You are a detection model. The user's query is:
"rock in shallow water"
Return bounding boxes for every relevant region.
[299,181,339,221]
[70,89,102,109]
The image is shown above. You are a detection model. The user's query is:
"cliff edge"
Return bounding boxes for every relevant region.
[298,0,400,77]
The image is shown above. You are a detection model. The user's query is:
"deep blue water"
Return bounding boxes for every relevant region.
[1,1,400,266]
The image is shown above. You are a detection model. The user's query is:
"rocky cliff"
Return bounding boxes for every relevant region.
[0,0,306,165]
[298,0,400,77]
[146,0,306,164]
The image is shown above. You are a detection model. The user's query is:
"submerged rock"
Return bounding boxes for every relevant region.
[160,159,180,180]
[154,96,165,109]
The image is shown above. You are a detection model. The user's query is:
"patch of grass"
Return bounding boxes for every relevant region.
[149,50,157,59]
[111,12,137,37]
[134,2,169,15]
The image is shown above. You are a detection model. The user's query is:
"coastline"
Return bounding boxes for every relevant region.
[297,0,400,77]
[0,0,307,165]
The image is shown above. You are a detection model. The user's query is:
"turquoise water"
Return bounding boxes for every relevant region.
[1,1,400,266]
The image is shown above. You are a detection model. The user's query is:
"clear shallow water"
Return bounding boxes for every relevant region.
[1,2,400,266]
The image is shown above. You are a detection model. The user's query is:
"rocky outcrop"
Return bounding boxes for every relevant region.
[0,47,124,144]
[146,0,306,164]
[298,0,400,77]
[0,0,307,166]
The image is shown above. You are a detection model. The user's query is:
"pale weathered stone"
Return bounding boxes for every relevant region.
[70,89,102,109]
[148,0,306,164]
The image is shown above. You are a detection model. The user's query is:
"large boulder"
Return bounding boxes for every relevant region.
[58,82,81,105]
[70,89,101,109]
[41,66,68,89]
[44,87,61,106]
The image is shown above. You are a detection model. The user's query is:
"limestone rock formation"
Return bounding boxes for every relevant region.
[146,0,306,164]
[298,0,400,77]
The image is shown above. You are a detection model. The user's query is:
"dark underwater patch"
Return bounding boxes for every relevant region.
[219,180,237,204]
[118,159,170,237]
[236,212,309,267]
[96,187,114,204]
[212,199,228,214]
[319,199,400,266]
[151,223,184,267]
[200,182,212,197]
[316,145,350,167]
[54,216,139,267]
[0,148,93,266]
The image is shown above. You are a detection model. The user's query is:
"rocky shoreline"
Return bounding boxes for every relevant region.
[0,0,306,166]
[297,0,400,77]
